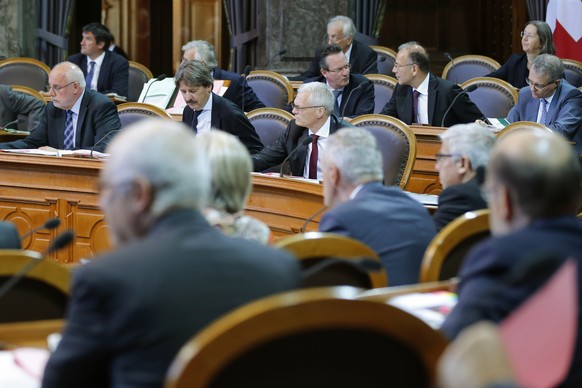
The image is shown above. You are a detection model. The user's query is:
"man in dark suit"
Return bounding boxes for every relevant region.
[175,60,263,154]
[300,44,374,119]
[433,124,496,231]
[252,82,352,179]
[182,40,265,112]
[0,84,46,131]
[42,119,300,388]
[294,15,377,81]
[441,128,582,387]
[68,22,129,98]
[381,42,485,127]
[318,127,436,285]
[0,62,120,152]
[506,54,582,154]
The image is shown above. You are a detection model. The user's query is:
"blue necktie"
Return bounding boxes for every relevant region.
[539,99,548,125]
[333,90,342,116]
[86,61,96,90]
[190,110,202,133]
[64,110,75,150]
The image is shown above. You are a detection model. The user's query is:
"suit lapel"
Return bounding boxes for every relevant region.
[54,105,67,148]
[75,92,90,148]
[210,93,220,128]
[97,52,111,92]
[427,74,437,124]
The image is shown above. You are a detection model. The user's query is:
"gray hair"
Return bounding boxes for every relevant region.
[297,82,334,114]
[531,54,564,82]
[104,118,210,218]
[174,60,214,88]
[439,123,496,169]
[197,130,252,214]
[181,40,218,69]
[54,61,86,88]
[326,127,383,185]
[328,15,356,37]
[398,41,430,73]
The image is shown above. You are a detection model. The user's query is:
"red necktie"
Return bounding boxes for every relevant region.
[308,134,319,180]
[412,90,420,124]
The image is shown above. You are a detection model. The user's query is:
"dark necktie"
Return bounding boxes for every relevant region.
[540,99,548,125]
[412,90,420,124]
[333,90,342,116]
[308,134,319,180]
[190,110,202,132]
[63,110,74,150]
[86,61,96,90]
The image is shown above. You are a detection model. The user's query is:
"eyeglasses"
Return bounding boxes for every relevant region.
[325,63,351,73]
[520,31,536,39]
[393,62,416,70]
[435,153,460,162]
[49,81,76,92]
[525,77,557,91]
[328,35,349,43]
[290,102,324,111]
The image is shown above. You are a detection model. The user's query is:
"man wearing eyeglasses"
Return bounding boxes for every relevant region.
[381,41,485,127]
[0,61,120,152]
[506,54,582,154]
[252,82,351,179]
[292,15,377,81]
[301,44,374,119]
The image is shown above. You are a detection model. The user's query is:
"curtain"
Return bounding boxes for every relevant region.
[37,0,74,67]
[526,0,548,20]
[223,0,259,73]
[354,0,386,39]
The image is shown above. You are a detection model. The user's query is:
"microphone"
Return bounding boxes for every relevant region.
[301,205,327,233]
[339,83,363,119]
[1,118,25,130]
[20,218,61,241]
[362,55,386,75]
[440,84,478,127]
[240,65,252,113]
[444,52,456,83]
[279,136,312,177]
[0,230,75,301]
[140,74,168,103]
[90,129,118,158]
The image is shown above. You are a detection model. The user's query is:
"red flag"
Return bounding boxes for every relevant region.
[546,0,582,62]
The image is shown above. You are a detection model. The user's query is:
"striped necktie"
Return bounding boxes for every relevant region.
[63,110,75,150]
[86,61,96,90]
[539,98,548,125]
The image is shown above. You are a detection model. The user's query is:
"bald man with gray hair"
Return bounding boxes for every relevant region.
[319,127,436,286]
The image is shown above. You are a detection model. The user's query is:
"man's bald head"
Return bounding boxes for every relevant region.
[488,128,581,222]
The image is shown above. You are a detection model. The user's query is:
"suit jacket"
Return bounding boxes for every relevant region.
[109,45,128,60]
[486,53,529,89]
[0,90,120,152]
[381,73,486,127]
[507,80,582,153]
[42,210,300,388]
[433,177,487,231]
[294,40,378,81]
[69,51,129,97]
[252,114,351,175]
[182,93,263,154]
[300,73,375,118]
[0,221,20,249]
[441,216,582,387]
[319,181,436,286]
[213,68,265,112]
[0,85,46,131]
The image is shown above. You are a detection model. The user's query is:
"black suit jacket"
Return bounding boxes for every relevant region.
[213,68,265,112]
[300,73,375,118]
[441,216,582,387]
[182,93,263,154]
[109,45,128,60]
[69,51,129,97]
[0,90,120,152]
[42,210,300,388]
[486,53,528,89]
[0,84,46,131]
[433,177,487,231]
[295,40,377,81]
[252,114,351,176]
[381,73,486,127]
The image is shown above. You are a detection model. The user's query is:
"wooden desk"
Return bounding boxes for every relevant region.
[0,319,64,349]
[408,125,445,195]
[0,130,28,142]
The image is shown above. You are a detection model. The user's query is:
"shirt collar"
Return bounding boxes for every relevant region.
[69,89,85,115]
[309,116,331,137]
[414,73,430,95]
[88,51,106,67]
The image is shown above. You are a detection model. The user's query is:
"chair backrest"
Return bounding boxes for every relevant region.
[0,250,70,323]
[0,57,51,92]
[365,74,398,113]
[442,55,501,84]
[246,107,293,147]
[128,61,154,102]
[496,120,553,138]
[275,232,387,288]
[9,85,47,131]
[246,70,293,109]
[117,102,173,128]
[165,287,448,388]
[350,114,417,189]
[369,45,397,77]
[461,77,518,118]
[562,59,582,88]
[420,209,490,282]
